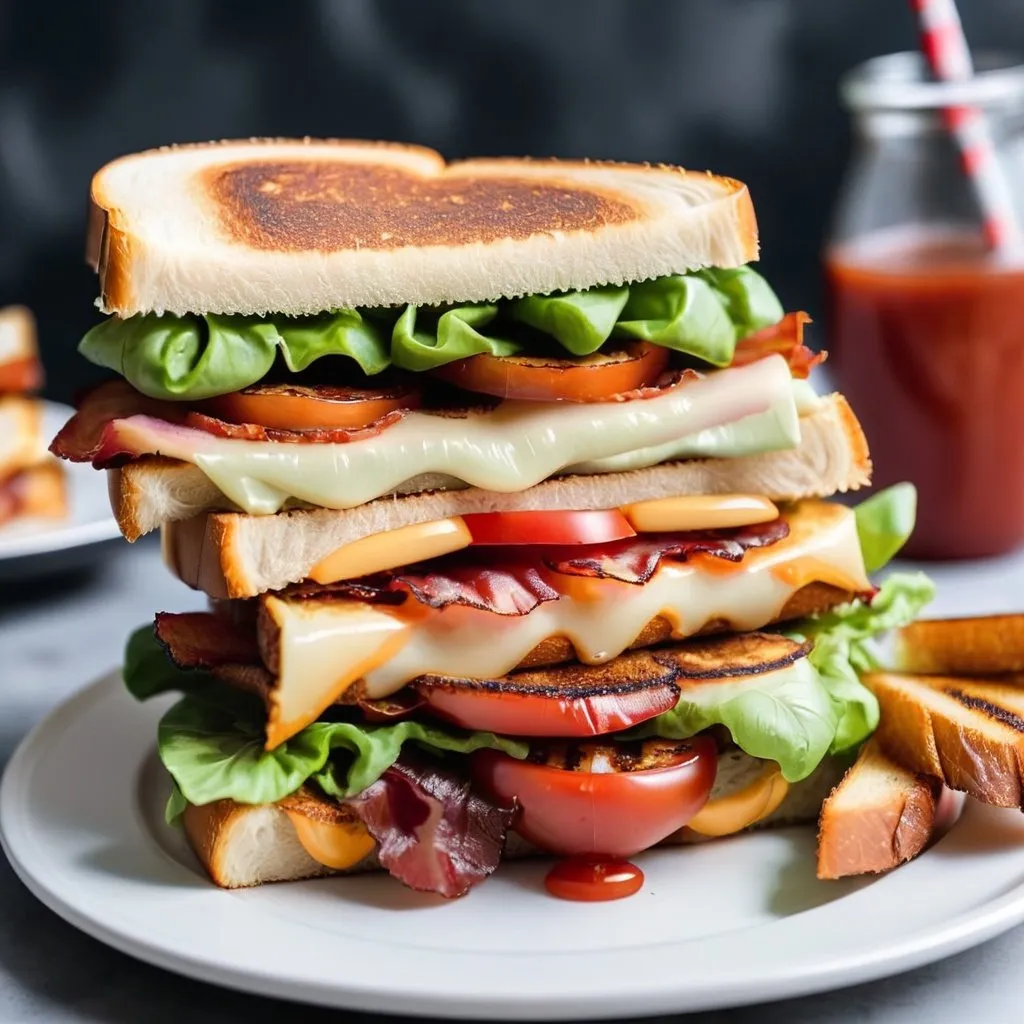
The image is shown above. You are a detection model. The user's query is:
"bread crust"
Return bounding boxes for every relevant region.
[896,615,1024,676]
[88,139,758,316]
[816,739,941,879]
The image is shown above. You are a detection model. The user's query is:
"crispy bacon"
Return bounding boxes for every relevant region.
[612,367,700,401]
[0,355,43,395]
[182,408,407,444]
[154,611,260,669]
[732,312,825,379]
[49,381,184,464]
[292,563,562,617]
[49,379,407,465]
[347,753,514,898]
[542,518,791,585]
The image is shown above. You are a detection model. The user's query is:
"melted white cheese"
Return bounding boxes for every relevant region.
[118,356,800,515]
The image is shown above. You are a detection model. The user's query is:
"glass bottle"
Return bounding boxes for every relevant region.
[826,52,1024,559]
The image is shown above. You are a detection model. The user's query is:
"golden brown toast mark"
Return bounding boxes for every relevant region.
[204,162,641,252]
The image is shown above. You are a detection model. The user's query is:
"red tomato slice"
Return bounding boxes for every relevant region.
[199,382,420,431]
[417,674,678,737]
[431,342,670,403]
[463,509,635,546]
[471,737,717,857]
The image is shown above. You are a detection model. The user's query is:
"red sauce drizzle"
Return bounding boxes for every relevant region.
[544,856,644,902]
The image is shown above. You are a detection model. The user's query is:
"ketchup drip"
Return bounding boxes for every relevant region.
[544,856,644,901]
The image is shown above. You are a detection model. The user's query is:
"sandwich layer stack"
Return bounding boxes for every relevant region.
[1,306,66,528]
[52,141,934,898]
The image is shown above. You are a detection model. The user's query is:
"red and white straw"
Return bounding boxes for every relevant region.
[911,0,1021,253]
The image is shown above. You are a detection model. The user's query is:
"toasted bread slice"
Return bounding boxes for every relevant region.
[896,615,1024,676]
[816,739,942,879]
[0,396,45,480]
[89,140,758,317]
[0,306,42,394]
[182,751,846,889]
[146,394,868,592]
[865,672,1024,808]
[0,462,67,526]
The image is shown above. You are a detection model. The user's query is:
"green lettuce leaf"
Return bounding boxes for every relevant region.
[156,693,527,819]
[854,483,918,573]
[389,303,520,370]
[698,266,785,336]
[80,310,390,400]
[613,274,737,365]
[788,572,936,752]
[82,267,785,400]
[508,285,629,355]
[634,659,837,783]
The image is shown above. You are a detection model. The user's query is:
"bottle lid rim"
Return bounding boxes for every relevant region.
[842,51,1024,111]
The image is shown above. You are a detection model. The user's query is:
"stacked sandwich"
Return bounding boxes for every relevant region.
[1,306,66,527]
[52,141,934,898]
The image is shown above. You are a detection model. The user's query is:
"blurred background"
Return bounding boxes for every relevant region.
[0,0,1022,402]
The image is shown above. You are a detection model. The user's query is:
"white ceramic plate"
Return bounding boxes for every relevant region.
[0,402,120,579]
[4,673,1024,1020]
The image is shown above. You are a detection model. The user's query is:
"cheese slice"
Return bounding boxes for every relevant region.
[260,501,870,745]
[262,599,410,749]
[311,518,471,584]
[284,811,375,870]
[622,494,778,532]
[110,356,800,515]
[687,764,789,836]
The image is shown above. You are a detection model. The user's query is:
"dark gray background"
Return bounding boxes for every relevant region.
[0,0,1021,401]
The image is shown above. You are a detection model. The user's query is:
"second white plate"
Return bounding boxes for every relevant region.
[0,401,120,579]
[5,670,1024,1019]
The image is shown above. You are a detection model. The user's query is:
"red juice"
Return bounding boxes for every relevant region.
[827,229,1024,559]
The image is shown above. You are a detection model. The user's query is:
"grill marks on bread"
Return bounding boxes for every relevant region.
[865,673,1024,809]
[206,161,640,253]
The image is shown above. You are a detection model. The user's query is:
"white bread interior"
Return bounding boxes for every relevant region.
[89,139,758,316]
[135,393,869,598]
[0,305,37,367]
[816,738,941,879]
[181,750,846,890]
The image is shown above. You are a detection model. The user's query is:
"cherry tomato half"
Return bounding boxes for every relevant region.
[471,737,717,858]
[199,382,420,431]
[431,342,670,403]
[462,509,635,546]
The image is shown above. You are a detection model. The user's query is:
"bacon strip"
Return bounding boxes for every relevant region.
[732,312,825,379]
[49,380,407,465]
[292,563,562,617]
[154,611,260,668]
[543,519,791,585]
[347,753,514,898]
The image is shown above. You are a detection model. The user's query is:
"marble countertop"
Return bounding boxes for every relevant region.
[3,537,1024,1023]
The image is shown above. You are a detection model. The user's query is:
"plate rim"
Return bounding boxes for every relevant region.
[5,671,1024,1020]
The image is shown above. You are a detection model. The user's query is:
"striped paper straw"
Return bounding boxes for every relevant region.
[912,0,1022,253]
